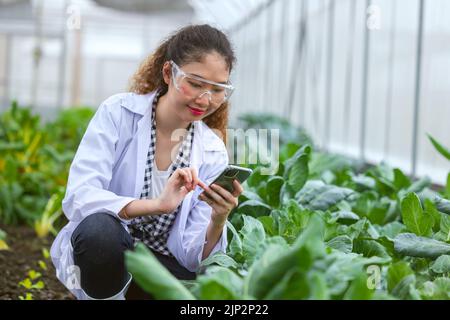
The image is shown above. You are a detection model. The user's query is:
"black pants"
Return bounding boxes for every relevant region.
[71,212,196,299]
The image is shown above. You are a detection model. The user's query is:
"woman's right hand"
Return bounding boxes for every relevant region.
[156,168,207,214]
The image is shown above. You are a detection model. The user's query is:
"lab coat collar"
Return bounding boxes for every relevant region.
[121,91,154,116]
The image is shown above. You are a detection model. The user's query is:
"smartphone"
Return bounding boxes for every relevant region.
[201,165,253,194]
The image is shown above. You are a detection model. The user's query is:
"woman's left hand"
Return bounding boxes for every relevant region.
[198,180,244,227]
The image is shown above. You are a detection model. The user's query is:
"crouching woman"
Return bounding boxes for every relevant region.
[50,24,243,300]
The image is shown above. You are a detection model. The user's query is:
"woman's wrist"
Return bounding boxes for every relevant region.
[210,217,226,230]
[119,198,168,219]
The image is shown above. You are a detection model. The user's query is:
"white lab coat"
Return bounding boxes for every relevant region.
[50,91,229,299]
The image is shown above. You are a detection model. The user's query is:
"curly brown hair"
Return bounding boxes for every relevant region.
[129,24,236,145]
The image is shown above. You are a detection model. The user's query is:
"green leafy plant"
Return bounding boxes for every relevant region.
[125,126,450,300]
[0,228,8,250]
[34,188,64,238]
[0,102,94,230]
[18,293,33,300]
[427,134,450,161]
[18,277,45,290]
[401,193,434,236]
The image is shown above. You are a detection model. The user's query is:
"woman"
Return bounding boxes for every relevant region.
[50,24,243,300]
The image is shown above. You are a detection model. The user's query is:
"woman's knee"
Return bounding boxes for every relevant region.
[70,212,133,299]
[71,212,133,264]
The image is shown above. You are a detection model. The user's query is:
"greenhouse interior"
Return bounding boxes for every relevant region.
[0,0,449,302]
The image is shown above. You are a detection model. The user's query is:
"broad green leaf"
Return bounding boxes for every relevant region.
[417,187,440,203]
[285,145,311,192]
[245,215,325,299]
[373,176,397,197]
[279,182,296,205]
[125,243,195,300]
[424,199,442,231]
[435,196,450,215]
[352,174,376,190]
[283,145,310,173]
[321,170,336,184]
[367,163,394,182]
[243,244,294,299]
[258,216,275,236]
[393,233,450,259]
[372,291,397,300]
[197,281,235,300]
[431,278,450,299]
[308,152,353,178]
[404,177,431,195]
[387,261,414,292]
[255,182,267,202]
[226,221,243,260]
[263,268,310,299]
[391,274,419,300]
[446,172,450,199]
[295,180,326,203]
[265,176,284,207]
[360,196,397,225]
[240,215,266,266]
[430,255,450,274]
[324,252,389,297]
[307,187,354,211]
[330,211,360,225]
[343,273,374,300]
[327,235,353,253]
[373,236,395,257]
[353,239,391,259]
[420,277,450,300]
[393,168,411,190]
[308,272,330,300]
[296,180,354,211]
[200,252,238,269]
[197,266,243,300]
[346,219,370,240]
[237,200,272,218]
[439,214,450,242]
[374,222,407,238]
[271,200,313,243]
[238,190,265,203]
[246,167,265,189]
[279,142,301,163]
[427,133,450,161]
[401,193,434,236]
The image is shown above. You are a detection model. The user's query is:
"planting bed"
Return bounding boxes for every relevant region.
[0,223,74,300]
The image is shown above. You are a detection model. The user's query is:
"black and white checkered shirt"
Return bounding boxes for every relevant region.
[129,89,195,256]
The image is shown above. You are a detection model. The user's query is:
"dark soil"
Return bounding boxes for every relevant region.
[0,223,75,300]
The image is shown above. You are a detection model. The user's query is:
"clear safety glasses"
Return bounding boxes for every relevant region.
[170,60,234,106]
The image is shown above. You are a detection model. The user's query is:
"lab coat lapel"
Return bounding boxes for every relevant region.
[177,121,204,230]
[190,121,205,173]
[133,93,155,197]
